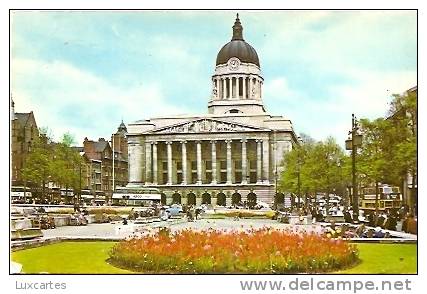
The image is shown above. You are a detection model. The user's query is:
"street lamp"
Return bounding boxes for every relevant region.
[297,153,301,210]
[273,130,279,211]
[345,114,362,222]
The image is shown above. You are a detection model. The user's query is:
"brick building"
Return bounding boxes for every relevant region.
[11,99,39,185]
[80,122,128,200]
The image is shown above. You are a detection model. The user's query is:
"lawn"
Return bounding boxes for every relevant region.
[337,243,417,274]
[11,241,417,274]
[12,241,131,274]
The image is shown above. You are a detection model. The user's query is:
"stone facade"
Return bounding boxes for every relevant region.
[127,15,298,206]
[11,99,39,185]
[81,122,129,199]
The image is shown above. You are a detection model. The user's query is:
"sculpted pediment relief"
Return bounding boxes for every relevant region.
[150,119,264,134]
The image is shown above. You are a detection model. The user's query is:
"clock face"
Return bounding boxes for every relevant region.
[228,57,240,70]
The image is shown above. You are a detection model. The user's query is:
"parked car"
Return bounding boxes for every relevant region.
[166,204,183,217]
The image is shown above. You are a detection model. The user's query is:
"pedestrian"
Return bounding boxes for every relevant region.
[406,214,417,235]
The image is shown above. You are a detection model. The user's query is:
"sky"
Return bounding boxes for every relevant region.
[10,10,417,147]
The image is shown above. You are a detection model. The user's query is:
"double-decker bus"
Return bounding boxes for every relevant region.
[359,184,402,211]
[11,186,32,203]
[112,186,161,206]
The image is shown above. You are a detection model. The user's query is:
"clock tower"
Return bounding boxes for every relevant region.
[208,14,265,115]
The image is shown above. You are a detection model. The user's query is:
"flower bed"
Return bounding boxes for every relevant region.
[109,228,358,273]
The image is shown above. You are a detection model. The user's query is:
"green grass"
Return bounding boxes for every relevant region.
[336,243,417,274]
[12,241,417,274]
[12,241,131,274]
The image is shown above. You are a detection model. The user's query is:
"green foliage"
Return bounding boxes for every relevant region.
[279,136,349,201]
[21,130,84,199]
[358,118,389,185]
[358,91,417,190]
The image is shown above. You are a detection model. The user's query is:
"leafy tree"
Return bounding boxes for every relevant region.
[22,130,84,203]
[358,118,389,216]
[21,131,54,200]
[51,133,84,202]
[387,91,417,206]
[279,136,348,213]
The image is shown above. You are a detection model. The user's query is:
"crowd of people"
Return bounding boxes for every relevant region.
[277,202,417,236]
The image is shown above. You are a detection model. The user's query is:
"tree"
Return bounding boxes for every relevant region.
[51,133,84,203]
[387,91,417,207]
[358,118,389,217]
[21,130,54,201]
[279,136,348,213]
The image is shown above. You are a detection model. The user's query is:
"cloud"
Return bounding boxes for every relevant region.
[263,68,416,147]
[10,11,416,150]
[11,58,190,144]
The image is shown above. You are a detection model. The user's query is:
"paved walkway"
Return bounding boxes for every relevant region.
[39,218,323,240]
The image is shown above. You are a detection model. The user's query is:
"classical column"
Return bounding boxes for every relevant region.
[196,140,202,184]
[248,76,253,99]
[145,141,152,185]
[152,141,158,185]
[166,141,173,185]
[236,76,240,98]
[256,139,262,183]
[228,77,232,99]
[128,143,143,183]
[222,78,226,99]
[211,140,217,184]
[241,138,247,184]
[242,77,246,99]
[181,140,187,185]
[262,139,270,183]
[226,139,232,184]
[232,76,239,99]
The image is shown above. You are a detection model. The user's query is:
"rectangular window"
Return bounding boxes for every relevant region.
[205,172,212,183]
[205,160,212,170]
[250,171,257,183]
[177,161,182,170]
[220,172,227,183]
[235,172,242,183]
[250,160,257,170]
[162,161,168,170]
[191,161,197,170]
[220,160,227,170]
[177,173,183,184]
[191,172,198,183]
[235,160,242,170]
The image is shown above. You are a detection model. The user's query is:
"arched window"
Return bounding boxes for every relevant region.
[202,192,211,204]
[216,192,226,206]
[187,193,196,205]
[172,192,181,204]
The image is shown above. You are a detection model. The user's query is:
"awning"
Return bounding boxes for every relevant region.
[112,193,161,200]
[81,195,94,199]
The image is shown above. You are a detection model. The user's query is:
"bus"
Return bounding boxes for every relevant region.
[359,184,402,211]
[112,186,161,206]
[11,186,32,203]
[81,189,95,205]
[95,191,106,205]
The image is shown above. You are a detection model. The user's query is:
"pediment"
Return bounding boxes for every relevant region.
[149,118,266,134]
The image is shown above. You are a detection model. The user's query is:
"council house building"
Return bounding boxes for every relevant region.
[127,15,298,206]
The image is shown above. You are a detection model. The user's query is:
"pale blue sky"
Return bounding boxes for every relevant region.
[11,10,417,146]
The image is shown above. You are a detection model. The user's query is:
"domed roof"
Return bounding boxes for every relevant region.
[216,14,260,67]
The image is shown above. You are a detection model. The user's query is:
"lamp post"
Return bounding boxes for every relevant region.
[345,114,362,222]
[273,130,278,211]
[79,162,82,205]
[297,154,301,210]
